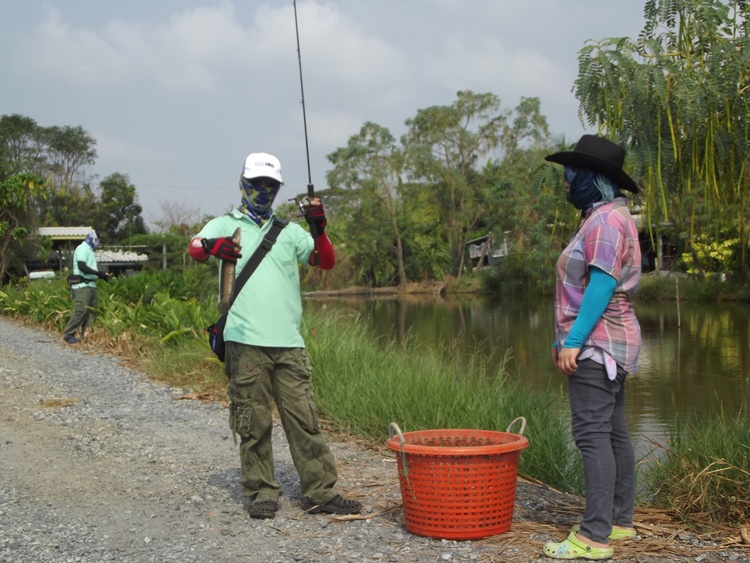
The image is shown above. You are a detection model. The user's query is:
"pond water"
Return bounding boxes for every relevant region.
[305,292,750,453]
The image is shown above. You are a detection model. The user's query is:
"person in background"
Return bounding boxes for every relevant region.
[63,229,111,344]
[188,152,362,520]
[542,135,642,560]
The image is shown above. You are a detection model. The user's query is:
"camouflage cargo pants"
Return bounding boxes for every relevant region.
[224,342,339,505]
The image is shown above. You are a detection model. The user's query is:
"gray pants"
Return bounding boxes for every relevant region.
[63,286,98,339]
[568,358,635,544]
[224,342,339,505]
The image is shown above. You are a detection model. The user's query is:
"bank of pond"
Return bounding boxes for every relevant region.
[1,270,748,529]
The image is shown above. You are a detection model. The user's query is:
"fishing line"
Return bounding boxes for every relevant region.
[320,1,343,150]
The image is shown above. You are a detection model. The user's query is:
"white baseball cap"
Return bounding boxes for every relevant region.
[242,152,283,183]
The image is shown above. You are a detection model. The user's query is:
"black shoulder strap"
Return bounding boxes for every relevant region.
[228,218,287,307]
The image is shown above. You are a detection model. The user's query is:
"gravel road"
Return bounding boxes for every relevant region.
[1,316,748,563]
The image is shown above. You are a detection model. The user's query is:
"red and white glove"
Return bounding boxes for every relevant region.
[303,198,327,239]
[200,237,242,263]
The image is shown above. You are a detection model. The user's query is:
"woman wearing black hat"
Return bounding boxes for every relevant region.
[542,135,642,560]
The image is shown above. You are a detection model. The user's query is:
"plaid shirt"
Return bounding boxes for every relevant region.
[555,198,642,373]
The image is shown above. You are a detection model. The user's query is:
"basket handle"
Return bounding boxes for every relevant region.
[388,422,405,445]
[506,416,527,435]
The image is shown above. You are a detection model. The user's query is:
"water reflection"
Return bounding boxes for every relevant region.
[304,294,750,448]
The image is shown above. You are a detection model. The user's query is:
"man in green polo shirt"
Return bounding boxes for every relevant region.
[188,152,361,520]
[63,229,111,344]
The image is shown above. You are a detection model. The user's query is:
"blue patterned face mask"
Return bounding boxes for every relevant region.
[85,230,100,249]
[239,176,281,225]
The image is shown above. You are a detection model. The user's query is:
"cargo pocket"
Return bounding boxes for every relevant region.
[229,400,254,442]
[303,388,322,434]
[296,349,322,434]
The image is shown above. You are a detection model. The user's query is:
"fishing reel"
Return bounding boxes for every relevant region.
[289,195,314,215]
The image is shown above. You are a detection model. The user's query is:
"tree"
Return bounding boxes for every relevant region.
[401,91,507,276]
[42,182,98,227]
[153,200,202,237]
[327,122,409,287]
[43,125,97,192]
[36,125,98,226]
[0,114,40,180]
[0,174,45,282]
[574,0,750,277]
[487,96,556,247]
[96,173,147,242]
[0,114,99,228]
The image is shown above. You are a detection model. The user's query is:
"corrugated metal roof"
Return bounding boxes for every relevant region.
[38,226,92,238]
[96,250,148,263]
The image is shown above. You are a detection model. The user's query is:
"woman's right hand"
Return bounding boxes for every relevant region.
[556,347,580,376]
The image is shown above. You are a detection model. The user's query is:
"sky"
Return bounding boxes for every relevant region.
[1,1,646,230]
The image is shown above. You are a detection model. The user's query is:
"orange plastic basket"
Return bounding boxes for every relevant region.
[386,418,529,541]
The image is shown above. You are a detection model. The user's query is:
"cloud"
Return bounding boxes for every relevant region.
[19,2,255,93]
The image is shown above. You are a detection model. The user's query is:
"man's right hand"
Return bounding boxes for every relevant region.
[201,237,242,262]
[303,198,327,239]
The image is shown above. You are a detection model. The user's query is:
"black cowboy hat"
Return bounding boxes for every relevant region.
[545,134,639,194]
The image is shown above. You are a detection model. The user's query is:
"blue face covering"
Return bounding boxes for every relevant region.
[565,166,622,211]
[239,177,281,226]
[85,230,100,249]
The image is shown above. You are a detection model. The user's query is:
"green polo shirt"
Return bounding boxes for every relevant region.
[195,210,314,348]
[71,241,99,289]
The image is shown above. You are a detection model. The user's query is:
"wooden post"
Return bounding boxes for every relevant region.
[657,231,663,272]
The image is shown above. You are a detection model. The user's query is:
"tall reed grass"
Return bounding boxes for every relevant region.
[644,411,750,527]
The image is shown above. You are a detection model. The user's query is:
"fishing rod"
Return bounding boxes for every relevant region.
[293,0,314,201]
[292,0,321,264]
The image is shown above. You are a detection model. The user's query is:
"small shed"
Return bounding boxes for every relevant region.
[465,233,512,272]
[632,216,678,273]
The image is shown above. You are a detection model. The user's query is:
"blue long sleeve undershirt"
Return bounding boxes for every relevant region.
[563,266,617,348]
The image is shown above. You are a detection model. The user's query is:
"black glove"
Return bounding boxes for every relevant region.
[304,200,327,239]
[201,237,242,262]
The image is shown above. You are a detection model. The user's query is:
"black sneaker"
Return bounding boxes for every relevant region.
[303,494,362,515]
[248,500,277,519]
[64,336,80,344]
